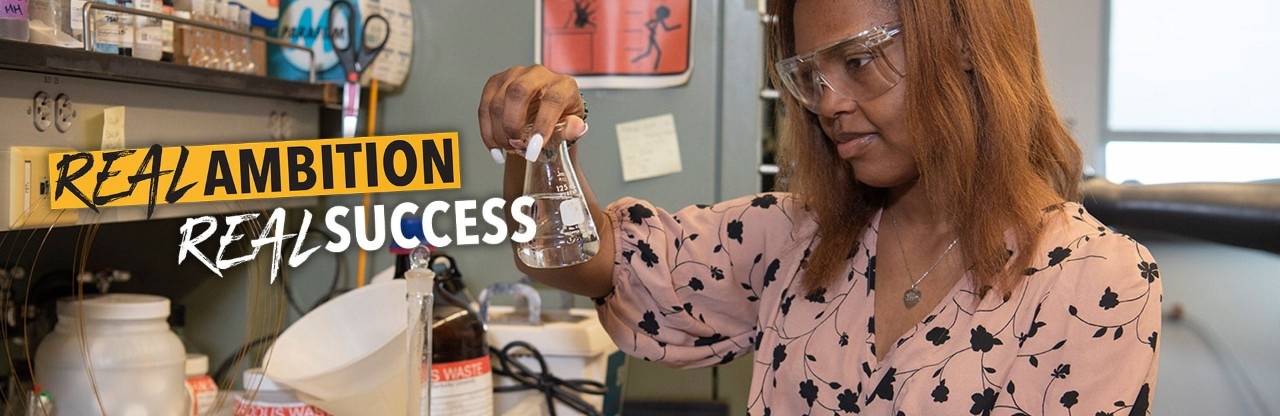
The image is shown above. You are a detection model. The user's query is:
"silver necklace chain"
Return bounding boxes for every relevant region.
[888,211,959,307]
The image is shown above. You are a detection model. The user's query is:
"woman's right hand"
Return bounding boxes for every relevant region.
[478,66,614,298]
[478,65,588,164]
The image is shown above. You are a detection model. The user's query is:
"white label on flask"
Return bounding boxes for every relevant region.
[560,198,585,226]
[430,357,493,416]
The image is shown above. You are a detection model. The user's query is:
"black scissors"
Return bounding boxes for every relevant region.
[327,0,389,137]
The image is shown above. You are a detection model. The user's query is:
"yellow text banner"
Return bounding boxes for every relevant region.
[48,133,461,212]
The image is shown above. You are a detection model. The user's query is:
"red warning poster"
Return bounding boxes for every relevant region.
[537,0,694,89]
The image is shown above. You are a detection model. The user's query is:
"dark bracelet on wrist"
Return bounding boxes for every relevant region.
[579,91,589,121]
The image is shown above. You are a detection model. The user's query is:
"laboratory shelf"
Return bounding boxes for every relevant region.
[0,38,336,105]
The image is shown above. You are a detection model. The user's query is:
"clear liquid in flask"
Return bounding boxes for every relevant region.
[515,124,600,268]
[516,193,600,268]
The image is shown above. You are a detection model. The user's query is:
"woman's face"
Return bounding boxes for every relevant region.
[793,0,917,189]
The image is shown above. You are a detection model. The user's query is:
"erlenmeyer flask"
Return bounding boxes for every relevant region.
[515,123,600,268]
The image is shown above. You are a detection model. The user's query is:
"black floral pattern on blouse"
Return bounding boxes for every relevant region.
[599,195,1160,415]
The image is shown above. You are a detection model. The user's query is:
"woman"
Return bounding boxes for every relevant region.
[478,0,1161,414]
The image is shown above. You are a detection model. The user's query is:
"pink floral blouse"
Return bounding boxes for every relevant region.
[595,193,1160,415]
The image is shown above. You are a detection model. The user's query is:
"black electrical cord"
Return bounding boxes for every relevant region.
[217,227,348,384]
[429,254,605,415]
[212,334,278,383]
[281,226,347,316]
[489,340,606,416]
[305,227,348,311]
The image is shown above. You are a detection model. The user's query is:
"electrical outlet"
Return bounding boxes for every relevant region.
[32,92,54,132]
[8,146,79,229]
[54,93,75,133]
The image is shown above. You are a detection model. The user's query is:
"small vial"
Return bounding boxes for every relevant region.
[516,122,601,268]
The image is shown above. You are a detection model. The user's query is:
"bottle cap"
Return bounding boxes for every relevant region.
[186,353,209,377]
[56,294,170,320]
[391,216,431,254]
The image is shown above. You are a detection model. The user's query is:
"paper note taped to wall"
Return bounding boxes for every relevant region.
[364,0,413,89]
[102,106,126,150]
[616,114,682,182]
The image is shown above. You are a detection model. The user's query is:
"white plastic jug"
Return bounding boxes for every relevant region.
[35,294,187,416]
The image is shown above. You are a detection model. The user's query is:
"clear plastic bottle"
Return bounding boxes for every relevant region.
[91,0,120,53]
[132,0,162,60]
[70,0,86,40]
[0,0,30,42]
[30,0,71,41]
[516,123,601,268]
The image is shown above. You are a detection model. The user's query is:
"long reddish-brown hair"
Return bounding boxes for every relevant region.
[767,0,1083,295]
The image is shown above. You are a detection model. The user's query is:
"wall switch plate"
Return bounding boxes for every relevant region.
[8,146,79,229]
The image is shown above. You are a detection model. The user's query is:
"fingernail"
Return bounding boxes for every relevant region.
[490,148,506,164]
[578,122,590,139]
[525,133,544,162]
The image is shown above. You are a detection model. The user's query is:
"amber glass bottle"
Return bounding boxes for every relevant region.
[425,253,493,415]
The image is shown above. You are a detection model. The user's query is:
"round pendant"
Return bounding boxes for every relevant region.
[903,288,922,308]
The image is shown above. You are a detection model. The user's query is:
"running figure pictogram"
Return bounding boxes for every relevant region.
[631,5,683,71]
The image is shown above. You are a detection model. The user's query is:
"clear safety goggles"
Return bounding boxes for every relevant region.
[775,22,905,112]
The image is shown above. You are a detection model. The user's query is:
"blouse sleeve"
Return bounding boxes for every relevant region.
[1010,206,1162,415]
[594,193,807,369]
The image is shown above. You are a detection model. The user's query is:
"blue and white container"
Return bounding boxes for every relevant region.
[91,0,120,53]
[269,0,360,82]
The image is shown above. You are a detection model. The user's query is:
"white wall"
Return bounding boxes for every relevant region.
[1033,2,1280,414]
[1032,0,1106,173]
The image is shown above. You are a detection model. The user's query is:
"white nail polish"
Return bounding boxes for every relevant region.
[490,148,506,164]
[525,133,544,162]
[579,122,590,139]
